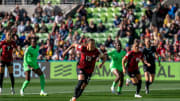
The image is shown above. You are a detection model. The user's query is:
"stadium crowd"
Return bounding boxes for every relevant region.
[0,0,180,62]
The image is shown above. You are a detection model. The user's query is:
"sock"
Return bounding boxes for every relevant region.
[0,73,4,88]
[21,80,30,91]
[117,86,122,93]
[145,81,149,89]
[40,75,45,92]
[112,81,117,87]
[77,89,84,98]
[136,80,142,94]
[9,73,15,88]
[149,81,152,86]
[74,80,84,98]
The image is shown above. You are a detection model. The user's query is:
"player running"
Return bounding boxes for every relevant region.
[107,40,126,95]
[0,31,17,95]
[143,38,160,94]
[20,38,47,96]
[62,39,106,101]
[122,39,151,98]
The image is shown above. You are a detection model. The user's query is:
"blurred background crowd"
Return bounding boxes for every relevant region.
[0,0,180,62]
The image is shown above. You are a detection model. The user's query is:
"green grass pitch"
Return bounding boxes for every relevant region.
[0,79,180,101]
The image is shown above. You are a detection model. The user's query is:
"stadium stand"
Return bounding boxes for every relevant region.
[0,0,180,61]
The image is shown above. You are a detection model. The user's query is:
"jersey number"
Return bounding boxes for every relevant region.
[86,56,92,62]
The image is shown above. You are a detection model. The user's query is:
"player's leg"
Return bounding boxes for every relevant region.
[144,71,150,94]
[7,64,15,95]
[71,69,88,101]
[117,71,124,94]
[0,62,5,95]
[111,69,120,93]
[32,68,47,96]
[20,71,31,96]
[135,73,142,98]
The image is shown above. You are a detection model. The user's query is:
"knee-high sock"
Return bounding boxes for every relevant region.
[9,73,15,88]
[74,80,84,99]
[40,75,45,92]
[0,73,4,88]
[21,80,30,91]
[136,80,142,94]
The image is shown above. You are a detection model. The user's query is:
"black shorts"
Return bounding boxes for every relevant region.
[127,70,140,78]
[76,68,92,84]
[0,61,13,67]
[143,64,156,74]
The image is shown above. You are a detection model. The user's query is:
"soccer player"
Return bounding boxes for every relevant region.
[107,40,126,95]
[62,39,106,101]
[122,39,151,98]
[143,38,160,94]
[0,31,17,95]
[20,38,47,96]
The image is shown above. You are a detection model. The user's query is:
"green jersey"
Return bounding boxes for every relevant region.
[108,50,126,72]
[23,45,40,71]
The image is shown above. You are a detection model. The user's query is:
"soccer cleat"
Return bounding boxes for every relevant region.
[0,88,2,95]
[20,89,24,96]
[11,88,15,95]
[145,87,149,94]
[70,97,76,101]
[134,94,142,98]
[116,92,121,95]
[40,91,47,96]
[110,86,115,93]
[126,78,130,86]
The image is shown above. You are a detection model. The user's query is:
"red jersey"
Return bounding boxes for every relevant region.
[157,47,166,56]
[76,45,100,74]
[125,51,143,72]
[0,40,17,62]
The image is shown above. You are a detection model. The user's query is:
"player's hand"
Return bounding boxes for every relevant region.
[98,63,103,68]
[28,65,34,71]
[123,69,126,74]
[147,63,151,67]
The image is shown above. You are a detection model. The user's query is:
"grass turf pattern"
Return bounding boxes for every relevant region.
[0,79,180,101]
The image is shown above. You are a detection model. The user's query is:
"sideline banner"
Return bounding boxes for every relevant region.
[50,61,180,80]
[4,61,50,78]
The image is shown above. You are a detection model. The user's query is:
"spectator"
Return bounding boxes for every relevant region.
[24,21,33,33]
[15,46,24,60]
[40,21,48,33]
[77,5,87,17]
[34,23,40,33]
[21,13,31,23]
[105,35,114,48]
[97,21,106,32]
[31,14,38,24]
[164,14,172,28]
[34,2,43,18]
[88,20,97,33]
[59,22,68,40]
[17,21,25,34]
[52,49,60,60]
[55,12,64,24]
[43,1,54,17]
[66,16,73,29]
[114,15,121,27]
[74,16,81,29]
[112,0,119,7]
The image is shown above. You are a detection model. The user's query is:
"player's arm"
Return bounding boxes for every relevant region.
[122,56,127,74]
[98,52,107,68]
[62,44,78,57]
[141,57,151,67]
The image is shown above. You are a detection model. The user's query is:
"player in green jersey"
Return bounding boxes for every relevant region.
[107,40,126,95]
[20,38,47,96]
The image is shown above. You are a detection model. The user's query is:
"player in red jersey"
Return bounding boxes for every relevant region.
[122,39,150,98]
[62,39,106,101]
[0,31,17,95]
